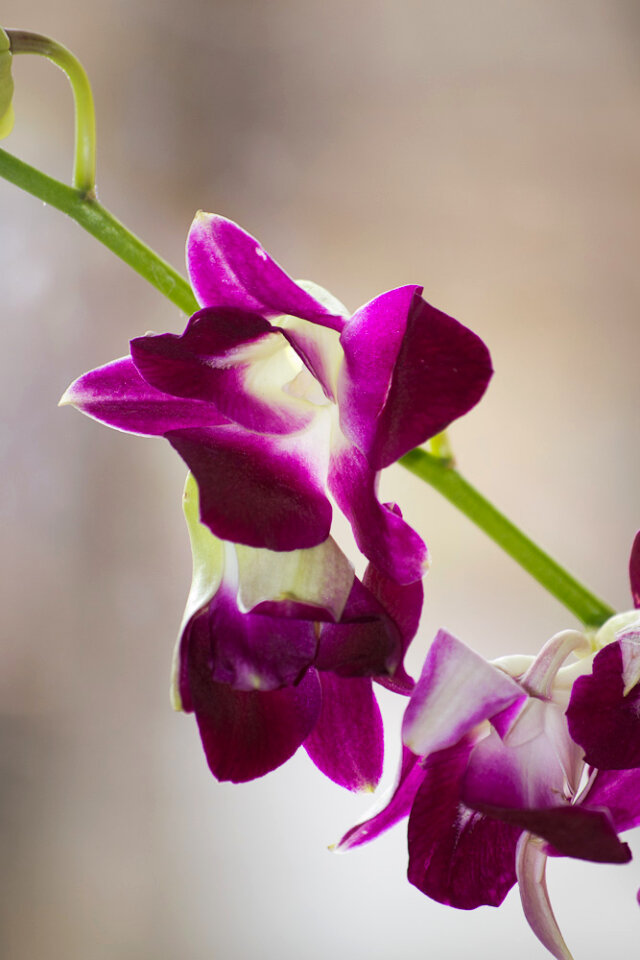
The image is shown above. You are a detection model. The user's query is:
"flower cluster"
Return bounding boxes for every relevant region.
[62,213,493,786]
[339,533,640,960]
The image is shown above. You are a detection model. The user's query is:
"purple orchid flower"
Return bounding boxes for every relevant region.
[174,473,422,787]
[338,532,640,960]
[61,212,493,586]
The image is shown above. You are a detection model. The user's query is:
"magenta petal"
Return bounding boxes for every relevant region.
[315,576,401,678]
[338,285,420,458]
[340,287,493,470]
[188,586,317,692]
[304,674,383,791]
[329,443,428,584]
[630,531,640,608]
[364,556,422,693]
[185,627,321,782]
[132,310,312,435]
[407,738,520,908]
[582,768,640,833]
[566,639,640,770]
[60,356,225,435]
[402,630,523,757]
[476,804,630,864]
[187,213,344,331]
[337,747,425,850]
[317,558,421,685]
[167,425,332,550]
[462,707,570,812]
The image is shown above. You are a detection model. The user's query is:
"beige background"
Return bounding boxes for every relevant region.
[1,1,639,958]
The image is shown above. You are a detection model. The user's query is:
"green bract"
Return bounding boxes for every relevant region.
[0,28,14,139]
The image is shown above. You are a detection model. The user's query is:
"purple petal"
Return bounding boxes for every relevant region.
[131,310,313,435]
[402,630,523,757]
[407,737,520,908]
[167,424,332,550]
[60,356,225,435]
[187,582,317,692]
[364,555,422,693]
[339,287,493,470]
[187,213,344,331]
[516,835,573,960]
[304,674,383,791]
[316,557,421,686]
[462,701,581,811]
[631,531,640,608]
[184,626,321,782]
[566,638,640,770]
[474,800,630,863]
[582,767,640,833]
[329,442,428,584]
[337,747,425,850]
[314,576,403,678]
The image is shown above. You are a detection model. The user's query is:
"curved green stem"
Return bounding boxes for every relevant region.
[8,29,96,194]
[400,448,614,627]
[0,146,198,313]
[0,139,616,627]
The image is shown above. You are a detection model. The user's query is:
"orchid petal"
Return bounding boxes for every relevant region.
[566,636,640,770]
[316,560,421,681]
[304,674,383,792]
[185,624,321,782]
[339,286,493,469]
[171,473,225,711]
[235,537,354,623]
[407,737,520,908]
[185,590,317,692]
[131,309,313,435]
[329,441,428,584]
[314,576,402,678]
[463,701,582,810]
[402,630,523,757]
[630,530,640,608]
[336,747,425,850]
[167,422,332,551]
[60,356,224,435]
[516,834,574,960]
[582,767,640,833]
[187,213,345,331]
[469,794,630,863]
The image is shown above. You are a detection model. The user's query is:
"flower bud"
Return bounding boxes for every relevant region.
[0,28,14,138]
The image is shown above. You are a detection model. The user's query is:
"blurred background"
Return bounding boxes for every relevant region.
[1,1,639,957]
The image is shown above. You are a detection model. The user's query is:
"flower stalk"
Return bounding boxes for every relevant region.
[0,146,198,313]
[7,29,97,195]
[400,447,614,627]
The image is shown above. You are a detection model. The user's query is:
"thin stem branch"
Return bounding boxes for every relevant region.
[8,29,96,194]
[0,146,198,313]
[400,448,614,627]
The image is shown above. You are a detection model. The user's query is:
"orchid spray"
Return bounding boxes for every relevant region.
[0,26,635,960]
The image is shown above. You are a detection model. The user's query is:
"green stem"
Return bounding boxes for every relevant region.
[400,448,614,627]
[8,29,96,194]
[0,146,198,313]
[0,138,616,627]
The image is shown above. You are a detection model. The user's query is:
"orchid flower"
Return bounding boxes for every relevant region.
[61,213,493,587]
[174,473,422,787]
[338,532,640,959]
